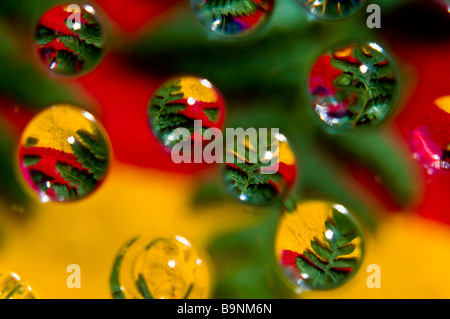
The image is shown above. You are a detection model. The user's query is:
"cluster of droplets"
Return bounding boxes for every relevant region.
[111,235,212,299]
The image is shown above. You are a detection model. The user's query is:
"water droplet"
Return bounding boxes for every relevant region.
[35,4,105,76]
[308,42,399,130]
[0,271,35,299]
[18,105,110,202]
[409,95,450,176]
[148,76,225,150]
[275,200,364,290]
[298,0,366,19]
[191,0,275,37]
[111,235,212,299]
[222,130,298,206]
[438,0,450,13]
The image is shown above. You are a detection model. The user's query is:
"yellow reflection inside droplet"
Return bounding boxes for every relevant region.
[20,105,96,155]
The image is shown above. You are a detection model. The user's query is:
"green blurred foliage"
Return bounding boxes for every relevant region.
[0,0,84,211]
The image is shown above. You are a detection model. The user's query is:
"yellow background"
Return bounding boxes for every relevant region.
[1,160,450,299]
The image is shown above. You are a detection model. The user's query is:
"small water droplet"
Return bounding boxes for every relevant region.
[148,76,225,151]
[298,0,366,19]
[34,4,105,76]
[0,271,35,299]
[308,42,399,130]
[191,0,275,37]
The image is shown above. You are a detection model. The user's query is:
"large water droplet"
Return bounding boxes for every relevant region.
[18,105,111,202]
[111,235,213,299]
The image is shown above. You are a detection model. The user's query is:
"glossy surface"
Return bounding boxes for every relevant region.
[410,95,450,175]
[298,0,365,19]
[35,4,105,76]
[222,131,297,206]
[0,272,35,299]
[275,201,364,290]
[18,105,110,202]
[111,235,212,299]
[308,42,398,130]
[191,0,275,37]
[148,76,225,150]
